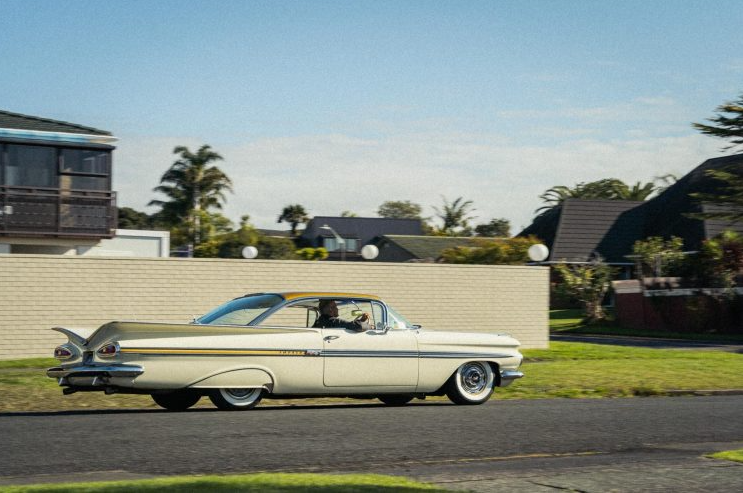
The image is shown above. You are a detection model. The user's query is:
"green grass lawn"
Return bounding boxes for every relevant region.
[2,340,743,411]
[0,473,444,492]
[707,449,743,464]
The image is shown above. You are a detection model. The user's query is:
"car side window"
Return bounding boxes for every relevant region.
[259,305,314,328]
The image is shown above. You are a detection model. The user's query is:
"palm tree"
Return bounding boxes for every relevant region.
[433,196,476,235]
[623,181,656,201]
[149,145,233,250]
[692,92,743,151]
[536,177,672,215]
[277,204,309,236]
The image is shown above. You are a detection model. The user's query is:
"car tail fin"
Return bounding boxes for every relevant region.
[51,326,97,346]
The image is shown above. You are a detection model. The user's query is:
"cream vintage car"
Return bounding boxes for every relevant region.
[47,292,524,410]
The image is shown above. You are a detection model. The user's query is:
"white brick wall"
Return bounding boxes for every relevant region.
[0,255,549,359]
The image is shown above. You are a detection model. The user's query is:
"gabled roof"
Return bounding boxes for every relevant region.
[639,153,743,249]
[550,199,644,263]
[377,235,480,260]
[518,153,743,263]
[257,228,295,238]
[301,216,423,245]
[0,109,111,136]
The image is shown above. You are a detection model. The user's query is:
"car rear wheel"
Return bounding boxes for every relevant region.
[151,389,201,411]
[445,361,495,405]
[378,394,414,406]
[209,388,263,410]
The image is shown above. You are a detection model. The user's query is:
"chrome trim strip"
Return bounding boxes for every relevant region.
[418,351,513,359]
[47,364,144,379]
[119,348,311,356]
[323,350,418,358]
[112,347,515,359]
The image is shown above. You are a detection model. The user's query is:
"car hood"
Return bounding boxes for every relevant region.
[416,329,521,349]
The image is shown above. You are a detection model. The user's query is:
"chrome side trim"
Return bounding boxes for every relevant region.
[111,347,515,359]
[47,364,144,379]
[418,351,514,359]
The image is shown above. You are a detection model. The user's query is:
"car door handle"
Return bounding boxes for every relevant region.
[323,335,339,341]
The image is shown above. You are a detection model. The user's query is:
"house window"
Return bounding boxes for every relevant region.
[60,149,110,175]
[5,144,57,188]
[323,237,359,252]
[60,149,110,191]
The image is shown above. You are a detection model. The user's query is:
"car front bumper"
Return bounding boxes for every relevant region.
[499,369,524,387]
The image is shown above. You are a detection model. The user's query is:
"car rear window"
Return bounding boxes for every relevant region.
[196,294,284,326]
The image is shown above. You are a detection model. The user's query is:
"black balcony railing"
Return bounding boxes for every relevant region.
[0,186,116,238]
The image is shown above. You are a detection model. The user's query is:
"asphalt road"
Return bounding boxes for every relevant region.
[1,396,742,491]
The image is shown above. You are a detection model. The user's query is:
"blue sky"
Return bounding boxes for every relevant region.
[2,1,742,231]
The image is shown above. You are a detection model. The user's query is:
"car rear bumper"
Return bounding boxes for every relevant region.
[47,364,144,379]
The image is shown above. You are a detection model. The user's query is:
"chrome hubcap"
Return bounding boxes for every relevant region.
[461,363,487,394]
[224,388,259,400]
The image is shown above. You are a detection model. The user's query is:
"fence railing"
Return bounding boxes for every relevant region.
[0,186,116,238]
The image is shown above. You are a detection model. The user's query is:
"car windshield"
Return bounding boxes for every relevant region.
[196,294,284,325]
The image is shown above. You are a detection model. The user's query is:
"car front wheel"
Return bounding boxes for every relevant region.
[445,361,495,405]
[151,389,201,411]
[209,388,264,410]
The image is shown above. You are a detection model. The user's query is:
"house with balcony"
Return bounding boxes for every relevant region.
[0,109,168,256]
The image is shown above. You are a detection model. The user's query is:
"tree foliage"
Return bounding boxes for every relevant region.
[149,145,233,249]
[439,236,540,264]
[474,218,511,237]
[554,258,614,324]
[296,247,329,260]
[536,177,668,215]
[696,231,743,290]
[377,200,424,220]
[692,92,743,151]
[173,211,233,256]
[118,207,156,230]
[631,236,685,277]
[433,196,476,235]
[689,165,743,224]
[277,204,309,236]
[211,218,299,260]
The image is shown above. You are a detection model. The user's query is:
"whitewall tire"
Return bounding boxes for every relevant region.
[209,388,264,410]
[445,362,495,405]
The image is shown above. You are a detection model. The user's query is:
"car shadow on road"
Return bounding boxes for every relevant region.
[0,401,452,417]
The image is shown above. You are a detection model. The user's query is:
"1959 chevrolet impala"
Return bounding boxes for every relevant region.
[47,292,524,410]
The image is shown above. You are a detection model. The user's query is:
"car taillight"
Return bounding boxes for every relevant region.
[54,345,74,360]
[97,343,119,358]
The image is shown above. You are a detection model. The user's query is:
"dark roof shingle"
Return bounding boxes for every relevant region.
[0,109,111,136]
[550,199,645,263]
[378,235,480,260]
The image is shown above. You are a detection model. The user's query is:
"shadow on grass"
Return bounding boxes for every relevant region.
[2,474,444,492]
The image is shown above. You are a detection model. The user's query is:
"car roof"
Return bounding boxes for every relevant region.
[279,292,383,301]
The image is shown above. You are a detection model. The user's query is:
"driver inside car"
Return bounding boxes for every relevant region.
[312,299,372,332]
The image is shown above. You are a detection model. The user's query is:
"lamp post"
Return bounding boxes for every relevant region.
[320,224,345,261]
